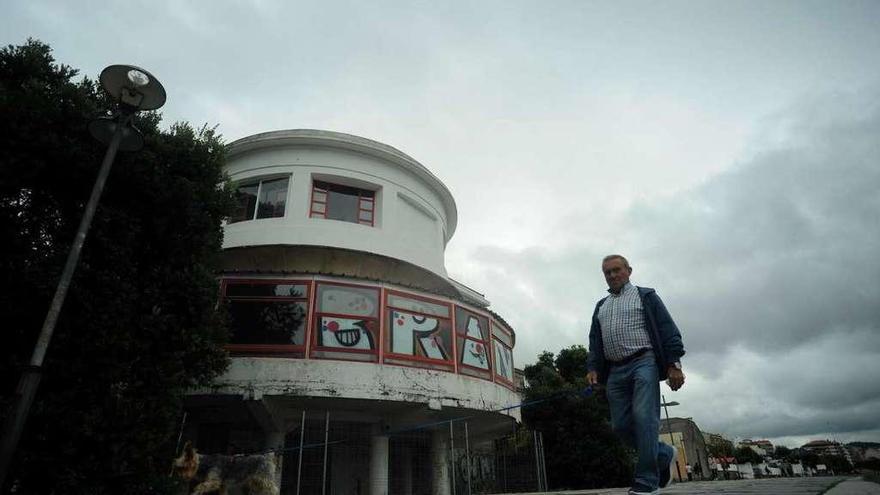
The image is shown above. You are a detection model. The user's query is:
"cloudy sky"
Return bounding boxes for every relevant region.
[4,0,879,447]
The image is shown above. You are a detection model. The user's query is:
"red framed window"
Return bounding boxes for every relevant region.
[454,306,492,380]
[384,290,454,372]
[222,279,311,356]
[309,180,376,226]
[492,322,515,386]
[311,282,380,362]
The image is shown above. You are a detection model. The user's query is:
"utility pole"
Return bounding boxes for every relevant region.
[661,395,684,482]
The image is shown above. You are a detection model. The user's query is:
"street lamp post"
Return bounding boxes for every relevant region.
[0,65,166,489]
[661,395,684,482]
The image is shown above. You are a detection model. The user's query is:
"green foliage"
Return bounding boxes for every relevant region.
[734,446,764,464]
[0,39,235,493]
[522,345,633,489]
[774,445,792,459]
[798,450,821,467]
[856,458,880,472]
[817,455,854,474]
[707,439,734,458]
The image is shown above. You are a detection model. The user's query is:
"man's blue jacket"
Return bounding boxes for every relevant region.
[586,286,685,384]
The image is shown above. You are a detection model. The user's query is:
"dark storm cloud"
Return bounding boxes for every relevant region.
[465,89,880,440]
[629,91,880,357]
[723,400,880,439]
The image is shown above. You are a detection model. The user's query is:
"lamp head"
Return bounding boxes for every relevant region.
[99,65,166,111]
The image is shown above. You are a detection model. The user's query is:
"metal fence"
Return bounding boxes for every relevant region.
[273,411,547,495]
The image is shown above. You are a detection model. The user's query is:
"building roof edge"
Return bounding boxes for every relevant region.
[226,129,458,242]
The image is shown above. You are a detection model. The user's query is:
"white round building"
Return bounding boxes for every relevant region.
[184,130,521,495]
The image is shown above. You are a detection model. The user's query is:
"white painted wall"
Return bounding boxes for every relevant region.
[222,131,456,277]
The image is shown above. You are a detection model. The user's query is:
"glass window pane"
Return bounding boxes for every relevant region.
[316,284,379,317]
[229,183,258,223]
[226,282,308,298]
[494,340,514,380]
[387,309,452,360]
[317,316,376,350]
[358,210,373,222]
[313,181,376,225]
[313,191,327,202]
[326,189,359,222]
[227,300,307,345]
[387,294,449,318]
[455,307,489,339]
[455,307,490,370]
[457,336,490,370]
[491,323,513,347]
[256,177,288,219]
[312,202,326,214]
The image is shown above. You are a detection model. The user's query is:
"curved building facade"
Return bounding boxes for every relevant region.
[184,130,519,495]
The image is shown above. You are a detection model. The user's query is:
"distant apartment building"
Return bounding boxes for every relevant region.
[661,418,711,481]
[801,440,854,465]
[847,442,880,463]
[703,431,734,455]
[740,439,774,455]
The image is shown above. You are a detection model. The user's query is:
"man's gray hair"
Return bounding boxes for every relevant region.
[602,254,630,268]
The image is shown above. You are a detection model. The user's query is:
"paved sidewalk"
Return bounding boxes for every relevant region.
[502,476,858,494]
[824,478,880,495]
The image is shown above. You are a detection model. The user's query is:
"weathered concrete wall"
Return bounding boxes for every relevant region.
[206,358,521,422]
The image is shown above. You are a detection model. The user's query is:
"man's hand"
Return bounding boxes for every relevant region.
[586,371,599,387]
[666,366,685,391]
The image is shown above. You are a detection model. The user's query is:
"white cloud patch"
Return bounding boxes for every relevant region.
[454,89,880,443]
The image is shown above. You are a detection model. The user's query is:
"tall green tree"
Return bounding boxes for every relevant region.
[773,445,792,460]
[0,39,235,494]
[522,345,633,489]
[707,439,735,458]
[733,446,764,465]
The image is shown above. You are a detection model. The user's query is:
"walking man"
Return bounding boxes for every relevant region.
[586,255,686,495]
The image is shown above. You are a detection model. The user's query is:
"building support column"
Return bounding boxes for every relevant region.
[370,426,390,495]
[431,429,451,495]
[400,445,413,495]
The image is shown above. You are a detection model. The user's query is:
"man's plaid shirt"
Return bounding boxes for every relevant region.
[597,282,653,361]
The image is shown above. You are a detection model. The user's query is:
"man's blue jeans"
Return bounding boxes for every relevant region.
[606,352,675,491]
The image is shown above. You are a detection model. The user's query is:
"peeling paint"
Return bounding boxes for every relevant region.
[195,357,521,422]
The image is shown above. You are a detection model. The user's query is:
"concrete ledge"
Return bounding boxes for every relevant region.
[198,357,521,422]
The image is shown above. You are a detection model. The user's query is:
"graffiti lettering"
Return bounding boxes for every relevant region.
[461,316,489,369]
[391,311,448,360]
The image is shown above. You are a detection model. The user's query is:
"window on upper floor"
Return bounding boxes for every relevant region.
[310,180,375,226]
[229,176,289,223]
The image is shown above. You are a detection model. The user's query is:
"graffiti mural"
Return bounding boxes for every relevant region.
[493,340,513,381]
[314,284,379,353]
[318,317,375,350]
[319,287,376,317]
[390,311,449,360]
[460,316,489,369]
